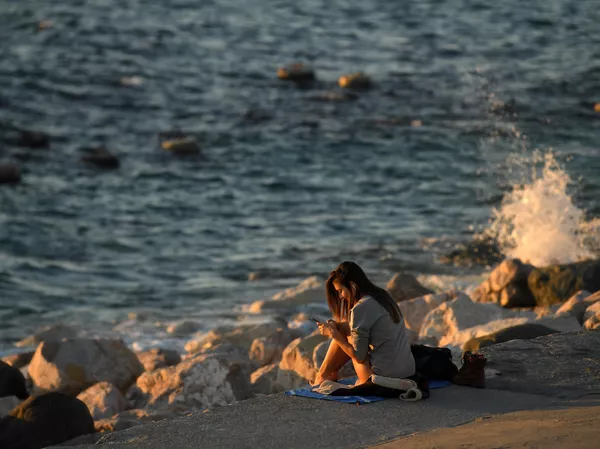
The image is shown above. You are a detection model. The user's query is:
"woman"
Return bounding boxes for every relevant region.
[314,261,415,386]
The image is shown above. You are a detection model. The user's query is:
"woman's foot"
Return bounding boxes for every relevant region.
[311,371,338,386]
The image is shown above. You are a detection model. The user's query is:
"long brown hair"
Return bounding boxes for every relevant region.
[325,261,402,323]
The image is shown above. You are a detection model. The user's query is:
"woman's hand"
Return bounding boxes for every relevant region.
[318,320,337,338]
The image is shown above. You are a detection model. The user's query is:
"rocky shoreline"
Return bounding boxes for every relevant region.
[1,258,600,448]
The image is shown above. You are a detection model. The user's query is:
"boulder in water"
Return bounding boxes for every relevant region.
[471,259,536,307]
[338,72,371,89]
[277,63,315,83]
[0,163,21,184]
[0,392,95,449]
[81,146,120,169]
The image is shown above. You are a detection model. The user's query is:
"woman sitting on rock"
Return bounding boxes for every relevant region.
[314,261,415,386]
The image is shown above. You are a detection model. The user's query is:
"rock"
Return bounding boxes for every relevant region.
[471,259,535,307]
[2,351,34,370]
[76,382,128,420]
[0,397,21,418]
[161,136,200,155]
[583,300,600,323]
[166,321,202,337]
[419,293,526,343]
[555,290,592,323]
[481,331,600,399]
[312,341,329,370]
[439,236,503,267]
[386,273,433,302]
[278,332,328,386]
[398,290,456,333]
[17,130,49,149]
[439,317,532,351]
[277,63,315,83]
[0,392,95,449]
[0,163,22,184]
[535,315,583,333]
[463,323,558,352]
[0,360,29,399]
[250,363,281,395]
[129,356,252,414]
[584,312,600,330]
[527,259,600,307]
[185,320,286,354]
[137,348,181,372]
[94,409,173,433]
[248,329,294,366]
[81,146,120,169]
[249,276,324,313]
[28,338,144,395]
[338,72,371,89]
[16,323,79,348]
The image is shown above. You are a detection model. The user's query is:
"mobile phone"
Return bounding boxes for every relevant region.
[310,317,321,324]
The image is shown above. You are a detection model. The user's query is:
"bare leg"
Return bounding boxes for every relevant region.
[314,322,373,385]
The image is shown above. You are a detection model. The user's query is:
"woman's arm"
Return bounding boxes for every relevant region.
[319,321,366,363]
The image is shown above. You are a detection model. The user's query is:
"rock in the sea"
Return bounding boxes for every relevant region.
[161,136,200,155]
[16,323,79,348]
[137,348,181,372]
[463,323,558,352]
[76,382,128,421]
[249,276,324,313]
[527,259,600,307]
[129,356,252,414]
[278,332,328,387]
[338,72,371,89]
[166,321,202,337]
[81,146,120,169]
[471,259,535,307]
[398,290,457,333]
[277,63,315,82]
[94,408,173,433]
[28,338,144,395]
[386,272,433,302]
[439,237,503,267]
[0,360,29,399]
[0,392,95,449]
[481,331,600,399]
[17,130,49,149]
[2,351,34,370]
[418,293,524,343]
[250,363,281,395]
[0,163,22,184]
[249,329,294,367]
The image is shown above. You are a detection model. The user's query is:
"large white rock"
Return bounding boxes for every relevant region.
[278,332,328,387]
[185,320,286,354]
[555,291,593,323]
[248,329,293,366]
[129,356,252,414]
[77,381,128,420]
[439,317,533,351]
[418,294,532,343]
[249,276,324,313]
[386,273,433,302]
[584,301,600,323]
[28,338,144,395]
[398,291,457,333]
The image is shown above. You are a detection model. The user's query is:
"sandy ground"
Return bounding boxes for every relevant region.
[374,405,600,449]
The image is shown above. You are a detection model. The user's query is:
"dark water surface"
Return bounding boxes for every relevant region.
[1,0,599,349]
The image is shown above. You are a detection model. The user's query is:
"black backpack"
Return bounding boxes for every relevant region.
[410,344,458,381]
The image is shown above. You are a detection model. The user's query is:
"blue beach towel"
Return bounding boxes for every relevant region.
[285,377,452,404]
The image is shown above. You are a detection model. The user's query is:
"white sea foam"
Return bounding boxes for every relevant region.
[486,151,598,266]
